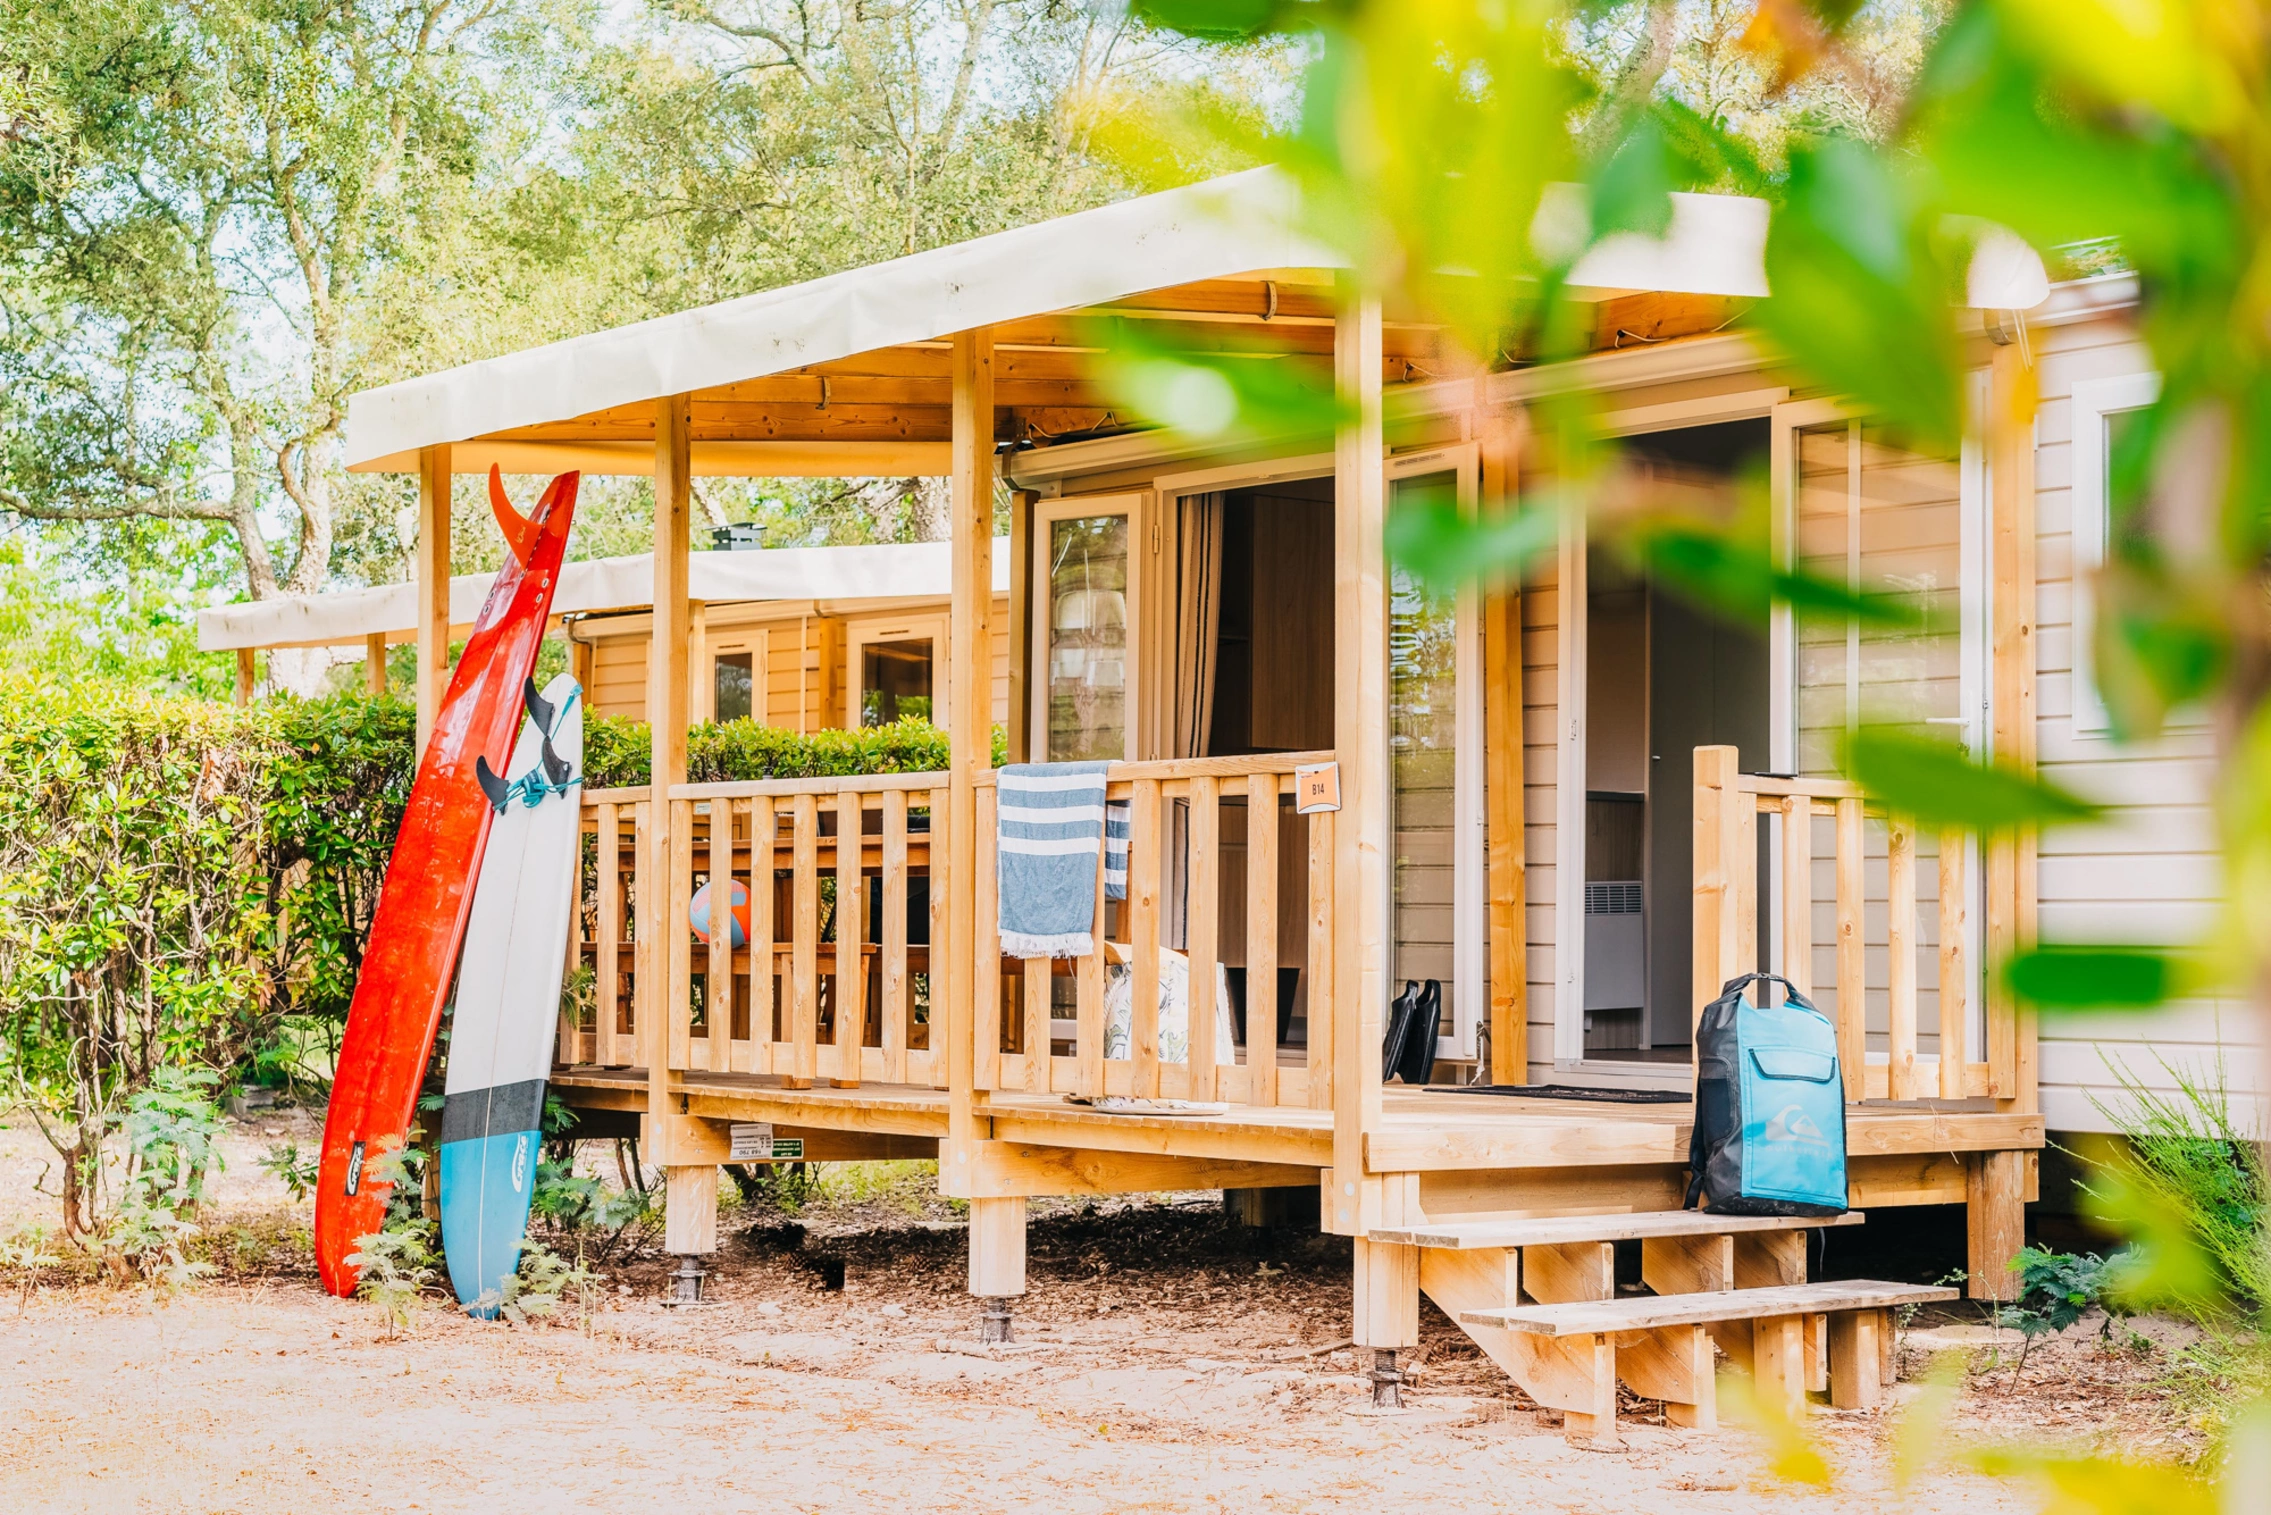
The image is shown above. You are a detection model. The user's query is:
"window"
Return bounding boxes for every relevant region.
[2070,371,2164,736]
[714,651,754,723]
[1031,498,1142,762]
[860,638,933,725]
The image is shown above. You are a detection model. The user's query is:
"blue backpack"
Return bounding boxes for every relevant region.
[1685,973,1848,1216]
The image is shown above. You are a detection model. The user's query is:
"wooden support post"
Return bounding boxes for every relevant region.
[1622,1324,1718,1430]
[967,1195,1027,1300]
[414,444,452,753]
[364,633,387,697]
[1329,282,1388,1239]
[1481,403,1527,1085]
[1987,337,2039,1112]
[1828,1308,1887,1409]
[1752,1312,1808,1420]
[687,599,710,723]
[646,393,712,1260]
[1641,1233,1733,1295]
[1351,1238,1420,1350]
[941,327,995,1206]
[569,626,594,699]
[234,648,257,706]
[1966,1148,2026,1300]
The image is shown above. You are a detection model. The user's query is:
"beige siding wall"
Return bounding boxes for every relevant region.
[2029,316,2257,1133]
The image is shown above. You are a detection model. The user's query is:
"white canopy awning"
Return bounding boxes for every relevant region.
[344,169,1793,475]
[196,538,1011,652]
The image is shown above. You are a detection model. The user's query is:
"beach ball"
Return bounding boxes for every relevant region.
[689,879,750,948]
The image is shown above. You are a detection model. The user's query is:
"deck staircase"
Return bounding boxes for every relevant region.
[1368,1210,1954,1445]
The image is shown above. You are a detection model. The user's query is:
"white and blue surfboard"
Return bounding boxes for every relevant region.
[440,672,582,1316]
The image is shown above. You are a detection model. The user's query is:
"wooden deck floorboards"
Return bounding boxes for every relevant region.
[551,1066,2043,1184]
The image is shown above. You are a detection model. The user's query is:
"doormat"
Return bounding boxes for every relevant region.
[1438,1083,1691,1104]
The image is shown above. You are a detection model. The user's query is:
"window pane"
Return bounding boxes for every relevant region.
[861,638,933,726]
[714,652,753,723]
[1389,471,1459,1041]
[1046,515,1130,761]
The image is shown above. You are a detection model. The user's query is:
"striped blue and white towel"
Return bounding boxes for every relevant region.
[998,762,1118,958]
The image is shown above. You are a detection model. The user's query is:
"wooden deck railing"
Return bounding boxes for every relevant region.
[558,753,1337,1111]
[559,772,950,1089]
[1693,745,2018,1103]
[975,753,1336,1110]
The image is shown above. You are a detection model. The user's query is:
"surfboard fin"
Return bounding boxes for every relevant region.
[474,755,512,812]
[523,675,556,734]
[538,733,575,790]
[488,465,538,567]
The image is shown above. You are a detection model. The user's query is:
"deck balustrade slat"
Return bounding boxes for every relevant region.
[1024,960,1050,1092]
[975,784,1001,1091]
[927,792,949,1089]
[1077,853,1104,1097]
[833,789,865,1089]
[1247,773,1280,1106]
[633,801,652,1069]
[1186,776,1220,1101]
[1939,832,1968,1098]
[749,796,776,1068]
[1129,778,1163,1097]
[1834,797,1866,1102]
[597,801,621,1067]
[1780,794,1811,998]
[709,801,734,1071]
[1307,807,1334,1111]
[1886,818,1917,1101]
[882,789,909,1084]
[662,800,692,1072]
[790,793,819,1089]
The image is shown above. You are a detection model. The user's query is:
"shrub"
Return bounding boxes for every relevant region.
[583,713,990,789]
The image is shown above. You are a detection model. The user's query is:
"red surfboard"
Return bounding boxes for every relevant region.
[314,468,580,1296]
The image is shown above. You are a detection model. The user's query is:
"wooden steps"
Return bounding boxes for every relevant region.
[1380,1208,1942,1446]
[1371,1209,1865,1250]
[1459,1279,1956,1335]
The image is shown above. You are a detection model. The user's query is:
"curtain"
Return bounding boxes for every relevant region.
[1167,493,1226,952]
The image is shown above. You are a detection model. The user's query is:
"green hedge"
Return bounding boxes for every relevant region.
[584,714,993,789]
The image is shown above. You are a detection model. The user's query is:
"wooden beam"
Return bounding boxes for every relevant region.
[414,444,452,751]
[234,648,256,707]
[1330,283,1388,1237]
[942,328,996,1194]
[1966,1148,2026,1301]
[363,633,387,697]
[1482,403,1526,1084]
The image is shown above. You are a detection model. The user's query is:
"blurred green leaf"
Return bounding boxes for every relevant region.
[1963,1445,2215,1515]
[1624,521,1938,632]
[1386,496,1561,590]
[1091,319,1348,446]
[1588,100,1769,245]
[1755,137,1962,453]
[1127,0,1300,40]
[2003,946,2181,1011]
[1843,727,2100,833]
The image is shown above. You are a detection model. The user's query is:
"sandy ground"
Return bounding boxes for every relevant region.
[0,1105,2206,1514]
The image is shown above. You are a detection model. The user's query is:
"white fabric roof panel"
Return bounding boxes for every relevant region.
[344,169,1332,469]
[195,538,1011,652]
[342,168,1818,472]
